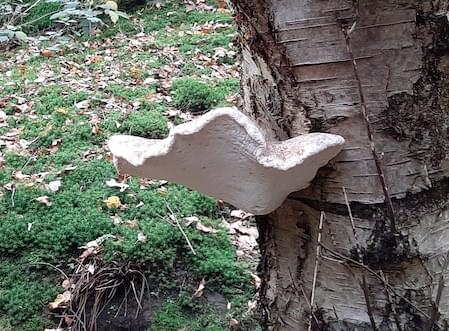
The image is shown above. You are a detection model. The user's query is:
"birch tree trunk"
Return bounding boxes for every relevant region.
[229,1,449,330]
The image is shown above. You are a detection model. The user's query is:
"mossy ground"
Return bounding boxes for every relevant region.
[0,1,258,330]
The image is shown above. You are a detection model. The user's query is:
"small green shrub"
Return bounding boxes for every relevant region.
[171,78,217,113]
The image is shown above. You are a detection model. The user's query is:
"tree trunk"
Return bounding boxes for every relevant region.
[229,1,449,330]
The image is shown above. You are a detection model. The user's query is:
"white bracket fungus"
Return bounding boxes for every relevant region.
[108,107,344,215]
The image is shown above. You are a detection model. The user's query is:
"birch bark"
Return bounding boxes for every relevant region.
[229,1,449,329]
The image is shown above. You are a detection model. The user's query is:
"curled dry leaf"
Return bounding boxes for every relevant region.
[75,100,90,110]
[196,222,218,234]
[229,318,239,330]
[46,180,61,193]
[104,195,121,209]
[12,170,30,180]
[106,178,129,192]
[48,291,72,310]
[36,196,52,206]
[137,232,147,243]
[250,272,261,289]
[193,278,206,298]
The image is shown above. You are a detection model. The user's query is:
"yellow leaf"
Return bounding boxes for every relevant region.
[105,195,121,209]
[55,107,69,115]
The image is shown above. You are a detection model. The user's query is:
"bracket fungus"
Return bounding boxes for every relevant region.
[108,107,344,215]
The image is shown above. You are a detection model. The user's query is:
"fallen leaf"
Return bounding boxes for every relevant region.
[137,232,147,243]
[36,196,52,206]
[41,49,55,57]
[54,107,69,115]
[230,209,254,220]
[125,219,139,228]
[106,178,129,192]
[75,100,90,110]
[196,222,218,234]
[184,215,199,226]
[230,318,239,330]
[46,180,61,193]
[193,278,206,298]
[105,195,121,209]
[48,291,72,310]
[250,273,261,289]
[12,170,30,180]
[81,234,116,249]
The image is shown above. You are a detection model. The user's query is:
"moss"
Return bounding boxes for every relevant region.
[105,84,154,101]
[171,78,217,113]
[0,261,58,329]
[103,105,169,138]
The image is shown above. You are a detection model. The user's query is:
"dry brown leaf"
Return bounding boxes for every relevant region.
[41,49,55,57]
[193,278,206,298]
[36,196,52,206]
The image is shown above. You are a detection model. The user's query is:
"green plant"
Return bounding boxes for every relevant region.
[49,0,128,33]
[171,78,217,113]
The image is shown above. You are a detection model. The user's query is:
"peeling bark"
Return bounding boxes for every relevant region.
[230,0,449,330]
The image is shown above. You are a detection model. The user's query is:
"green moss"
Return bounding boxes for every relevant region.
[103,105,169,138]
[34,86,89,114]
[171,78,217,113]
[149,301,223,331]
[105,84,153,100]
[0,261,58,329]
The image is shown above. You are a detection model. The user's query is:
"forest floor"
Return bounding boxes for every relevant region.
[0,1,261,330]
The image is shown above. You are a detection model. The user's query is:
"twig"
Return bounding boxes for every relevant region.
[27,261,69,280]
[340,17,397,233]
[360,275,378,331]
[22,0,42,15]
[166,202,196,255]
[320,243,430,319]
[427,251,449,331]
[308,211,325,331]
[287,268,320,327]
[381,271,403,331]
[10,185,17,208]
[342,187,363,261]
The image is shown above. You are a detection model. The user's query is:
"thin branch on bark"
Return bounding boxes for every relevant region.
[309,211,325,331]
[360,275,379,331]
[287,268,320,328]
[342,186,363,261]
[381,271,403,331]
[341,19,397,233]
[320,243,431,319]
